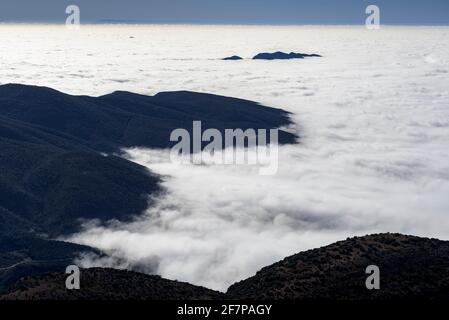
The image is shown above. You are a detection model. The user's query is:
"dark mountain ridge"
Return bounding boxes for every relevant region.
[1,268,224,300]
[228,233,449,300]
[2,234,449,300]
[0,84,296,152]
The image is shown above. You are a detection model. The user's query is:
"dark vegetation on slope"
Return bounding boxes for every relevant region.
[0,268,224,300]
[0,83,297,292]
[2,234,449,300]
[0,237,98,292]
[227,233,449,300]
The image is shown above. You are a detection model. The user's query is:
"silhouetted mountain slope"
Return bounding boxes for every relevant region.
[2,234,449,300]
[25,151,161,235]
[0,84,296,152]
[0,237,98,292]
[0,144,160,236]
[227,233,449,300]
[0,83,296,295]
[0,268,224,300]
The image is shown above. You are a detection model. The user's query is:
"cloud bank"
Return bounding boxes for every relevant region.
[3,25,448,291]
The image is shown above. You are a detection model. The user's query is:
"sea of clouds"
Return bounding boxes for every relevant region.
[1,25,449,291]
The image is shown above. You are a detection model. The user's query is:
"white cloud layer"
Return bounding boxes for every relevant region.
[2,25,449,291]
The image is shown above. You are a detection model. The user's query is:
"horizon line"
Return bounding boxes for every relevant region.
[1,21,449,27]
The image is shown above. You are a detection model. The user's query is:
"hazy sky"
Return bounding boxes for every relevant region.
[0,0,448,25]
